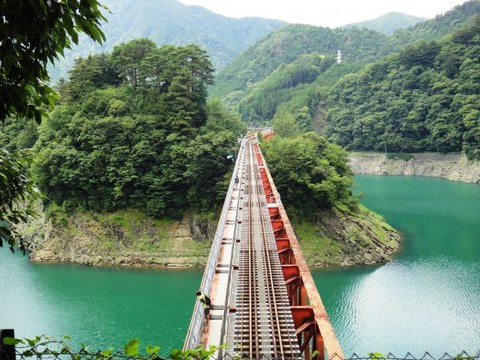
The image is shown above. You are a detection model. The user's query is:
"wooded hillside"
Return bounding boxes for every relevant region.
[326,16,480,158]
[211,0,480,159]
[48,0,287,81]
[31,40,245,218]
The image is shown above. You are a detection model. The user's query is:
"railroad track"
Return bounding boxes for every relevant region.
[233,140,300,358]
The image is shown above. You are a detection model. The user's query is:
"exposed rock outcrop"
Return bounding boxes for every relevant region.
[348,152,480,183]
[27,205,399,269]
[295,204,401,268]
[29,211,212,268]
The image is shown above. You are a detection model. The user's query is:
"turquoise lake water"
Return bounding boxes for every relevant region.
[0,175,479,356]
[314,175,480,356]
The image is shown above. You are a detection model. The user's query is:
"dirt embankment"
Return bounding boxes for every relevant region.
[348,152,480,183]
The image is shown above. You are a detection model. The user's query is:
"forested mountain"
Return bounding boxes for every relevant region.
[342,12,426,35]
[211,0,480,159]
[213,0,479,105]
[391,0,480,46]
[209,25,393,99]
[234,54,361,124]
[325,16,480,159]
[48,0,286,81]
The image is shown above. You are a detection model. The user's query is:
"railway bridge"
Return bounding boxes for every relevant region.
[184,134,343,359]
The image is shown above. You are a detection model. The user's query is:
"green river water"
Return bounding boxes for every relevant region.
[1,175,479,356]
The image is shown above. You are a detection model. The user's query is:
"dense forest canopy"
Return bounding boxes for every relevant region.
[236,54,336,124]
[30,40,245,218]
[209,24,393,100]
[390,0,480,46]
[325,16,480,158]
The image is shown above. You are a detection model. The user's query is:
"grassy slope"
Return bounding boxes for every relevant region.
[294,204,400,267]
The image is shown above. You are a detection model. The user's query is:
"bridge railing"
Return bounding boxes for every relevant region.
[183,140,245,351]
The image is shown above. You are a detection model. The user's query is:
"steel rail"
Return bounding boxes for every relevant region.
[218,139,246,360]
[258,183,282,357]
[248,141,259,357]
[227,138,300,358]
[237,140,259,357]
[254,145,297,358]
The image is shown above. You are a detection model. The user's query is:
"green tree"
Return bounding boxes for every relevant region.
[0,0,106,122]
[272,109,300,138]
[294,106,313,132]
[0,149,38,252]
[0,0,106,252]
[262,132,355,219]
[111,39,157,88]
[64,54,120,101]
[32,42,238,219]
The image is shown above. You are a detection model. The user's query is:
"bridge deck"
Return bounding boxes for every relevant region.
[184,135,343,359]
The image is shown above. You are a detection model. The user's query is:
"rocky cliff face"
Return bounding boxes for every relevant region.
[26,203,400,269]
[348,152,480,183]
[294,204,401,268]
[29,211,213,268]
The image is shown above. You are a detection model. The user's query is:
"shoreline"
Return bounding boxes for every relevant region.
[28,204,400,270]
[348,152,480,183]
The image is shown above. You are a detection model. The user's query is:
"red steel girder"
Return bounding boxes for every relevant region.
[268,206,281,220]
[276,238,291,251]
[291,306,325,359]
[249,138,343,359]
[282,265,306,306]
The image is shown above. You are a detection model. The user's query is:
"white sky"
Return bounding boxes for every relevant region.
[177,0,470,28]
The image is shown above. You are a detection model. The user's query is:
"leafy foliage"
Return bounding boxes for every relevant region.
[4,335,221,360]
[0,0,106,252]
[0,149,38,252]
[3,335,478,360]
[0,118,39,152]
[262,132,356,219]
[32,41,245,218]
[0,0,106,122]
[271,109,300,138]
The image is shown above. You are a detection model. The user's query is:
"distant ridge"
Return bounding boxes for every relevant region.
[49,0,287,81]
[342,12,426,35]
